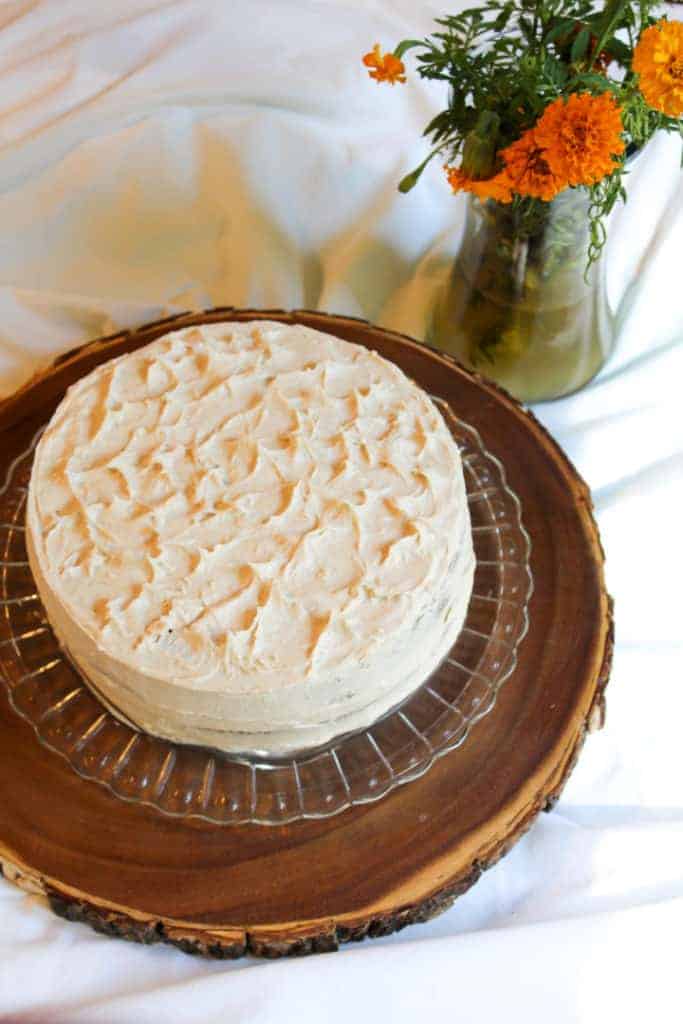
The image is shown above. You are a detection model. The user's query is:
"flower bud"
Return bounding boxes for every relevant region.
[461,112,501,180]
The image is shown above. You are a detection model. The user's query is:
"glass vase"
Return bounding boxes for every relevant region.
[429,189,615,402]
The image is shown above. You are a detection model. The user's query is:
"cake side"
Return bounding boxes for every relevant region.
[27,503,473,754]
[26,320,474,754]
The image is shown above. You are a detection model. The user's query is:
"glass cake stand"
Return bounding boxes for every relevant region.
[0,400,532,826]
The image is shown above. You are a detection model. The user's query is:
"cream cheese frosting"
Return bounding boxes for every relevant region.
[27,320,475,755]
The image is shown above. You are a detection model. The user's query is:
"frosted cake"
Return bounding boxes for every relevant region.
[26,320,475,755]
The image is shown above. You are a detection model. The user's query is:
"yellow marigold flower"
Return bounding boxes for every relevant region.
[633,19,683,117]
[501,131,569,201]
[362,43,406,85]
[445,164,514,204]
[534,93,625,187]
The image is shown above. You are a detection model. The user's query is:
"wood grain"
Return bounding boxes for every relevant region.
[0,309,613,957]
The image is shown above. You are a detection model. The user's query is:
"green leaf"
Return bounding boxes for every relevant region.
[566,71,613,90]
[603,37,631,63]
[424,105,470,144]
[543,54,569,86]
[587,0,631,70]
[571,26,591,61]
[545,18,578,44]
[493,4,513,31]
[422,110,452,139]
[393,39,423,60]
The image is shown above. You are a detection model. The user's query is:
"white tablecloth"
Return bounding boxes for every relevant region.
[0,3,681,1021]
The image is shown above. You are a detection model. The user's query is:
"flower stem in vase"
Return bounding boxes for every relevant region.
[430,191,615,402]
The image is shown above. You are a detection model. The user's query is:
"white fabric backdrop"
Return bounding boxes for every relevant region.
[0,2,681,1021]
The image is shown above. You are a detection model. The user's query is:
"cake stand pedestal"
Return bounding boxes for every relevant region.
[0,310,612,958]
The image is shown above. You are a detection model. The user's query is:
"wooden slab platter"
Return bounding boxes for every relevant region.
[0,309,613,958]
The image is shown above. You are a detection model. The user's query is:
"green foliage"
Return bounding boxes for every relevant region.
[391,0,681,266]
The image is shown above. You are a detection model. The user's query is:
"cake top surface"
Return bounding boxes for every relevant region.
[28,320,467,690]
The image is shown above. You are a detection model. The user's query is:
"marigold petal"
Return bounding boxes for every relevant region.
[445,165,513,203]
[633,19,683,117]
[534,92,624,186]
[501,130,568,201]
[362,44,406,84]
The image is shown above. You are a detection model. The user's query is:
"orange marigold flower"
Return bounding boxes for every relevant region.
[501,131,568,202]
[445,165,514,204]
[633,19,683,117]
[362,43,406,85]
[534,92,625,187]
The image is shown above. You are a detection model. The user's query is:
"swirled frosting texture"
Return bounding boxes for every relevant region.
[27,321,474,754]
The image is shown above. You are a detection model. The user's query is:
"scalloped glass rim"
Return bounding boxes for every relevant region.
[0,402,532,826]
